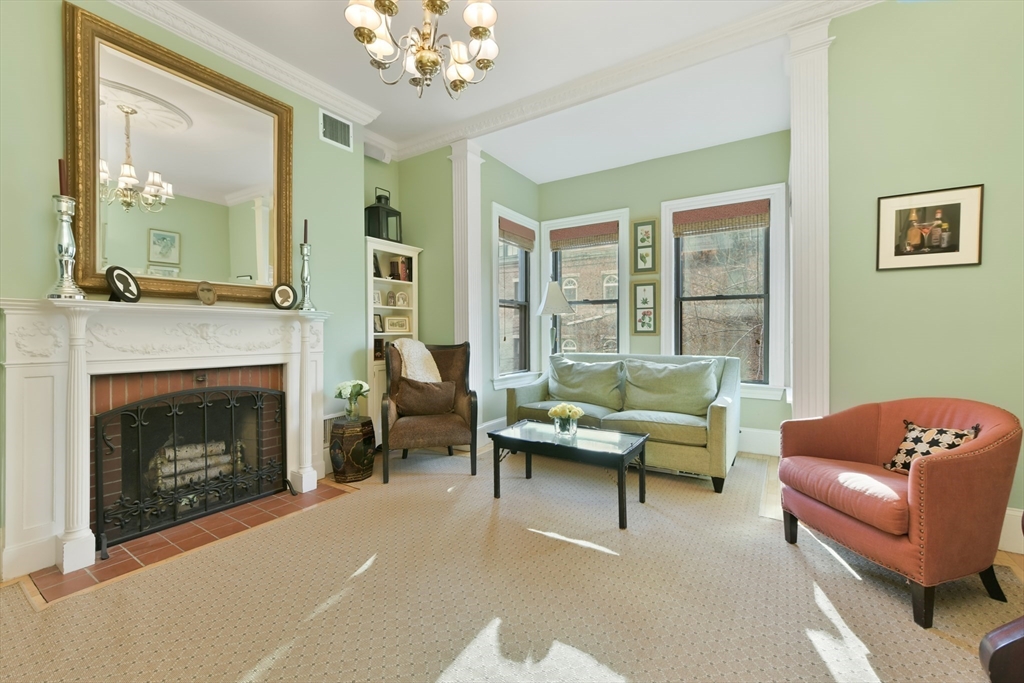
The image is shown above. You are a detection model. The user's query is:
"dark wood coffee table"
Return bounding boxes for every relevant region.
[487,419,648,529]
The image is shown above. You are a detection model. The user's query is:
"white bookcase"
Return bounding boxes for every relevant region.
[366,237,422,442]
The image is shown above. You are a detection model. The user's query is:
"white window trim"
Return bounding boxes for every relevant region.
[660,183,788,398]
[539,208,630,373]
[491,203,542,390]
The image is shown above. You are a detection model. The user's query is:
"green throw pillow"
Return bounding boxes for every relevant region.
[623,358,718,416]
[548,356,624,410]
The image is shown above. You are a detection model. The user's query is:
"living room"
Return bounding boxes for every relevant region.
[0,1,1021,681]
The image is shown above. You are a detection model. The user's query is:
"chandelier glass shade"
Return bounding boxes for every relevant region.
[99,104,174,213]
[345,0,498,100]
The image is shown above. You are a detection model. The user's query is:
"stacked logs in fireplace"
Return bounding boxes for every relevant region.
[94,387,286,555]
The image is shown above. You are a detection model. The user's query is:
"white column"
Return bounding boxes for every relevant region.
[290,314,318,492]
[449,140,485,394]
[788,21,833,420]
[58,306,95,573]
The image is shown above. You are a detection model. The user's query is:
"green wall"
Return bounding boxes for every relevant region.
[103,194,231,282]
[0,0,367,420]
[397,147,455,345]
[830,0,1024,507]
[480,152,541,423]
[537,131,793,430]
[364,157,400,210]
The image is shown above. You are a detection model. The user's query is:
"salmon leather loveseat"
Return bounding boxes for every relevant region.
[779,398,1022,628]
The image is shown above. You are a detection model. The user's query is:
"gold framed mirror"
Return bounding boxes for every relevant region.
[64,3,292,302]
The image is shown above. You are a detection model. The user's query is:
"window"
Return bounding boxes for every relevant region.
[498,240,529,374]
[603,274,618,301]
[493,207,539,385]
[561,339,577,352]
[661,184,787,392]
[553,243,620,353]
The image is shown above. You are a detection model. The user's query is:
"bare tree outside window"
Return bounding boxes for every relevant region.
[677,226,767,382]
[554,243,618,353]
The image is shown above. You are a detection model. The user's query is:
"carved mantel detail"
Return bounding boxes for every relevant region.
[87,322,296,357]
[12,321,65,358]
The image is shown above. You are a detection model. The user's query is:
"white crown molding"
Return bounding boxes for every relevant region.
[363,129,399,163]
[393,0,879,161]
[108,0,381,126]
[224,184,272,206]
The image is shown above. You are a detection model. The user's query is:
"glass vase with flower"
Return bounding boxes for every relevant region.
[548,402,585,437]
[335,380,370,421]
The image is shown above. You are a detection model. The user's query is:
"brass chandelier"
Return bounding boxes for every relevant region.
[345,0,499,99]
[99,105,174,213]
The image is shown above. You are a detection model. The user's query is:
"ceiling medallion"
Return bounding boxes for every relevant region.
[345,0,498,100]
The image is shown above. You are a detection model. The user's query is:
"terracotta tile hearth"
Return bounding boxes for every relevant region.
[28,482,347,603]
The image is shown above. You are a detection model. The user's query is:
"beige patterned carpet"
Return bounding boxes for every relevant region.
[1,452,1021,683]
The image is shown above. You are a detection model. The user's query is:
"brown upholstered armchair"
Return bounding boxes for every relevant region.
[780,398,1022,628]
[381,342,477,484]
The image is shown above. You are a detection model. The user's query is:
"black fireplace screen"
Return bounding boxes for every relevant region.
[94,387,286,550]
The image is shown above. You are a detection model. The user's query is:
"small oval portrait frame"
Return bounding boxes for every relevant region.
[272,283,297,310]
[105,265,141,303]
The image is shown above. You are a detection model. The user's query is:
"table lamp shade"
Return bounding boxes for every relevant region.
[539,281,575,316]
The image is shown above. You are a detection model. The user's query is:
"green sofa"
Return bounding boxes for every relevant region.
[506,353,741,492]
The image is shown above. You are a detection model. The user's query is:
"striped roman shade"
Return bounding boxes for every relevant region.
[550,221,618,251]
[673,199,770,237]
[498,216,536,252]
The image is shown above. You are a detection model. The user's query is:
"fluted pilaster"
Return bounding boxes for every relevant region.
[449,140,485,393]
[789,21,833,419]
[290,314,319,492]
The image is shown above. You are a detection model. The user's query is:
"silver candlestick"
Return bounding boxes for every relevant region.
[47,195,86,300]
[298,242,315,311]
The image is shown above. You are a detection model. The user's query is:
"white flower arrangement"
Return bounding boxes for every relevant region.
[547,402,585,420]
[335,380,370,400]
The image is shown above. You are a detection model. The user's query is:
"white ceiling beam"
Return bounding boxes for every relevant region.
[392,0,879,161]
[109,0,381,126]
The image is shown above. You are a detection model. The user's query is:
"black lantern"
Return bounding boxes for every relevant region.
[365,187,402,243]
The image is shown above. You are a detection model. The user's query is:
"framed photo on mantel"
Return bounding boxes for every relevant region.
[877,184,983,270]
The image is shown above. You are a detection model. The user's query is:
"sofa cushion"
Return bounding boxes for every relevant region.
[883,420,979,474]
[602,410,708,446]
[779,456,910,536]
[623,358,718,416]
[518,401,615,428]
[548,356,623,410]
[394,378,455,416]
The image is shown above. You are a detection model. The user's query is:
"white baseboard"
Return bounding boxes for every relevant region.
[1000,508,1023,554]
[477,417,506,446]
[739,428,781,456]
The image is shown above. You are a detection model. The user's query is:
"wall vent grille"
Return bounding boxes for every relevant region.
[320,109,352,151]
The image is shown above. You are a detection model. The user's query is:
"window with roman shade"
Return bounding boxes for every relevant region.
[673,199,770,383]
[497,216,533,375]
[550,220,620,354]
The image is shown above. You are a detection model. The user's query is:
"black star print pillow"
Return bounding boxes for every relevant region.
[884,420,981,474]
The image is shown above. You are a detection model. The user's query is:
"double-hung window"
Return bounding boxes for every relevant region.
[662,185,787,392]
[494,210,538,383]
[549,219,622,354]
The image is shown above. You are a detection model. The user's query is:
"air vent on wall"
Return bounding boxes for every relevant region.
[319,108,352,151]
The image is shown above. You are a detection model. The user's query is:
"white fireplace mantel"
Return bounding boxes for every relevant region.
[0,298,329,579]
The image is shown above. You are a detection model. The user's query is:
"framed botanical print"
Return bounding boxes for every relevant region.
[632,281,657,334]
[632,219,657,274]
[877,184,983,270]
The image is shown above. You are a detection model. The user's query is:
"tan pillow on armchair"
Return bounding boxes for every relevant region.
[395,378,455,416]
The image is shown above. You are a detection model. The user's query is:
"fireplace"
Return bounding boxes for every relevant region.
[90,366,287,555]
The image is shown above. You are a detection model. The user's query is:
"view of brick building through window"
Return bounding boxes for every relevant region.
[497,241,528,374]
[677,226,767,382]
[556,243,619,354]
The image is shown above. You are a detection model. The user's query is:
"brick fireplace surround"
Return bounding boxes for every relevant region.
[0,299,330,580]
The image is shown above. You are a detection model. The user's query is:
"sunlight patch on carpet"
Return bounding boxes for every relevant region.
[802,526,862,580]
[806,583,880,683]
[437,617,626,683]
[527,529,619,556]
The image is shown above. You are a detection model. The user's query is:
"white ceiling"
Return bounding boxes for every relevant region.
[134,0,809,183]
[477,38,790,184]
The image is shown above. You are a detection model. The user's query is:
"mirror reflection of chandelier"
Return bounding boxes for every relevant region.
[99,104,174,213]
[345,0,498,100]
